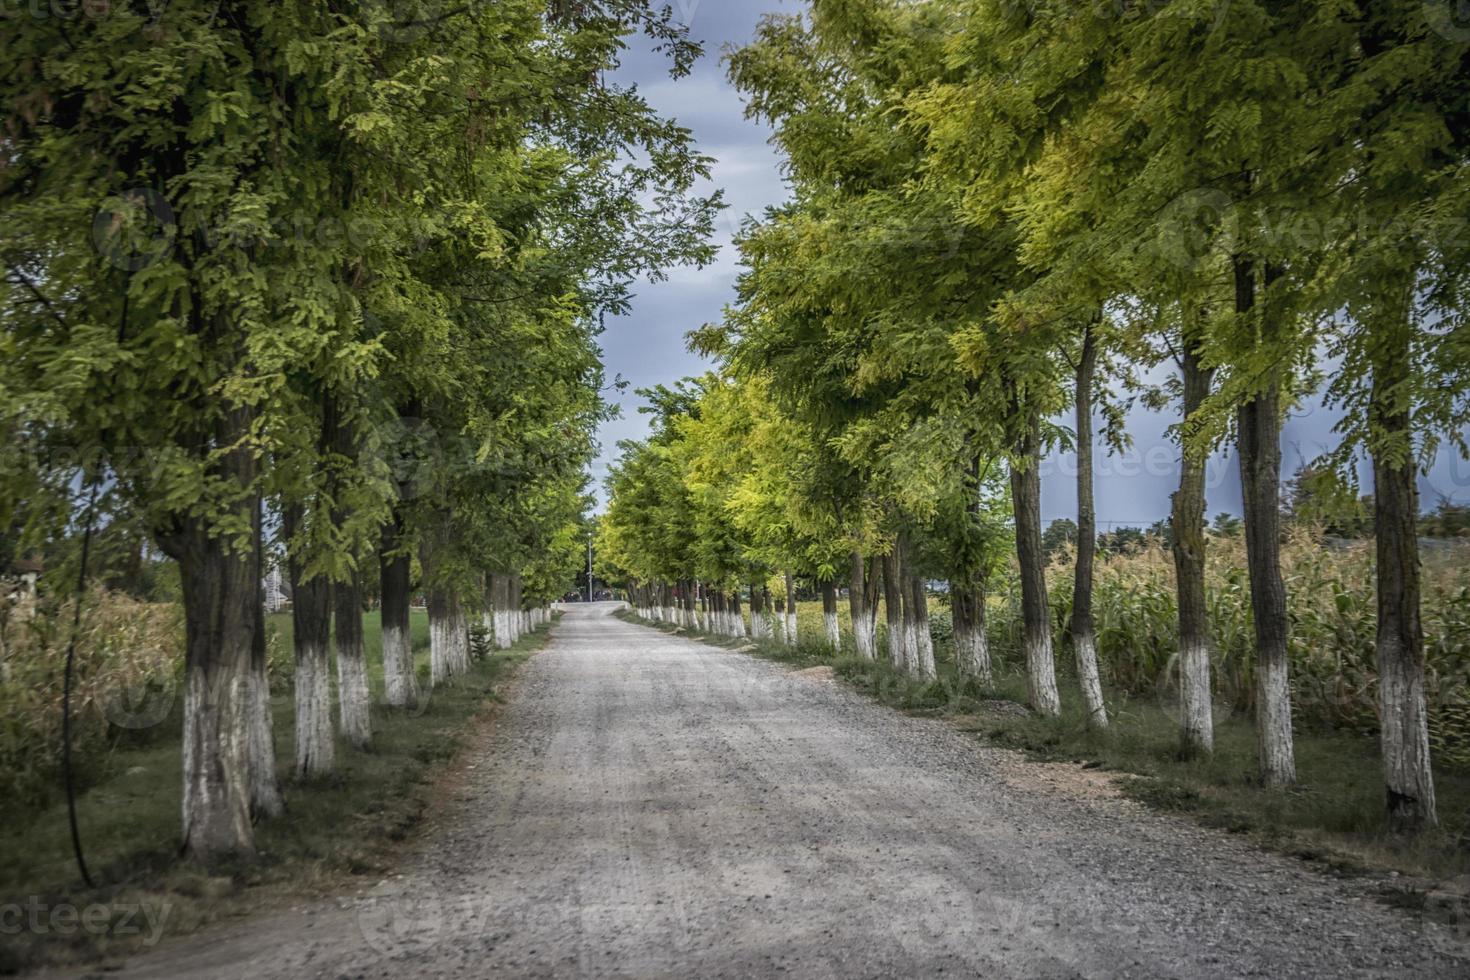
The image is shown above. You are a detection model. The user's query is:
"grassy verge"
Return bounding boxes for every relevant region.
[0,612,556,974]
[620,605,1470,884]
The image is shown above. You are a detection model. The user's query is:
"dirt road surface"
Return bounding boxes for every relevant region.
[89,603,1469,978]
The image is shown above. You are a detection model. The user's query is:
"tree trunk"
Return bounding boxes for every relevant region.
[783,571,797,646]
[749,583,767,639]
[426,587,454,687]
[848,552,876,660]
[285,505,334,779]
[1234,256,1296,786]
[511,574,525,643]
[906,563,936,679]
[882,550,906,670]
[247,495,284,819]
[821,580,840,651]
[450,593,470,675]
[866,556,882,648]
[379,513,418,708]
[952,583,992,687]
[730,588,746,637]
[1011,405,1062,716]
[334,572,371,749]
[1371,314,1437,831]
[174,528,258,859]
[162,404,260,861]
[1172,328,1216,756]
[326,401,370,745]
[1071,320,1108,728]
[494,573,514,649]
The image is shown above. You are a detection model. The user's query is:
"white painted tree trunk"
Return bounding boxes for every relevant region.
[914,631,936,680]
[1179,636,1214,753]
[294,639,334,778]
[335,579,372,749]
[454,605,472,675]
[853,613,876,662]
[245,658,283,819]
[781,578,796,645]
[900,619,918,674]
[247,558,283,819]
[905,571,935,680]
[337,655,372,748]
[824,611,840,652]
[848,555,876,661]
[174,459,259,860]
[1073,633,1107,729]
[1380,634,1437,829]
[487,576,502,649]
[182,655,254,858]
[382,621,416,706]
[335,657,371,748]
[751,603,769,640]
[1257,655,1295,786]
[955,619,992,688]
[381,516,417,707]
[428,591,456,686]
[1025,631,1062,716]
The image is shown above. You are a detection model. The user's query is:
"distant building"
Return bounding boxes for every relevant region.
[263,565,289,613]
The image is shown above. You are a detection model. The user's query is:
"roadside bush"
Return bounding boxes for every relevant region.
[982,529,1470,769]
[0,589,183,813]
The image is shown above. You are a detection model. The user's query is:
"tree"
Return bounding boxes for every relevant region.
[2,0,717,860]
[1305,3,1470,829]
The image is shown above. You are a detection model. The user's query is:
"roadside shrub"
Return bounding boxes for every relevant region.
[982,529,1470,769]
[0,589,183,813]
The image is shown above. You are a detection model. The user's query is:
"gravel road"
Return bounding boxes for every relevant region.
[95,602,1469,979]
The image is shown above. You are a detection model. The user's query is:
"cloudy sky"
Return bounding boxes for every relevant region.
[592,1,1470,525]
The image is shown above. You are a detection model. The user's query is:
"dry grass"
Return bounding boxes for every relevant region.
[0,588,183,811]
[987,529,1470,770]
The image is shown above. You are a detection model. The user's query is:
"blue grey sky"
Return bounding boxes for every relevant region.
[593,1,1470,524]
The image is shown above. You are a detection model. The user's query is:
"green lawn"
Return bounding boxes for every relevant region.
[263,604,434,697]
[0,609,551,974]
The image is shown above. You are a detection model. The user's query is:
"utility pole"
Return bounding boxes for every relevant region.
[587,533,594,603]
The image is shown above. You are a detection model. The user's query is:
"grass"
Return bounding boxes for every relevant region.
[0,609,555,974]
[623,600,1470,883]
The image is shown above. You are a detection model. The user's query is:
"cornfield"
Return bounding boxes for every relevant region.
[0,588,183,811]
[986,527,1470,770]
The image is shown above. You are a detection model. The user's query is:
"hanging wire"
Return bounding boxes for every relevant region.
[62,476,100,889]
